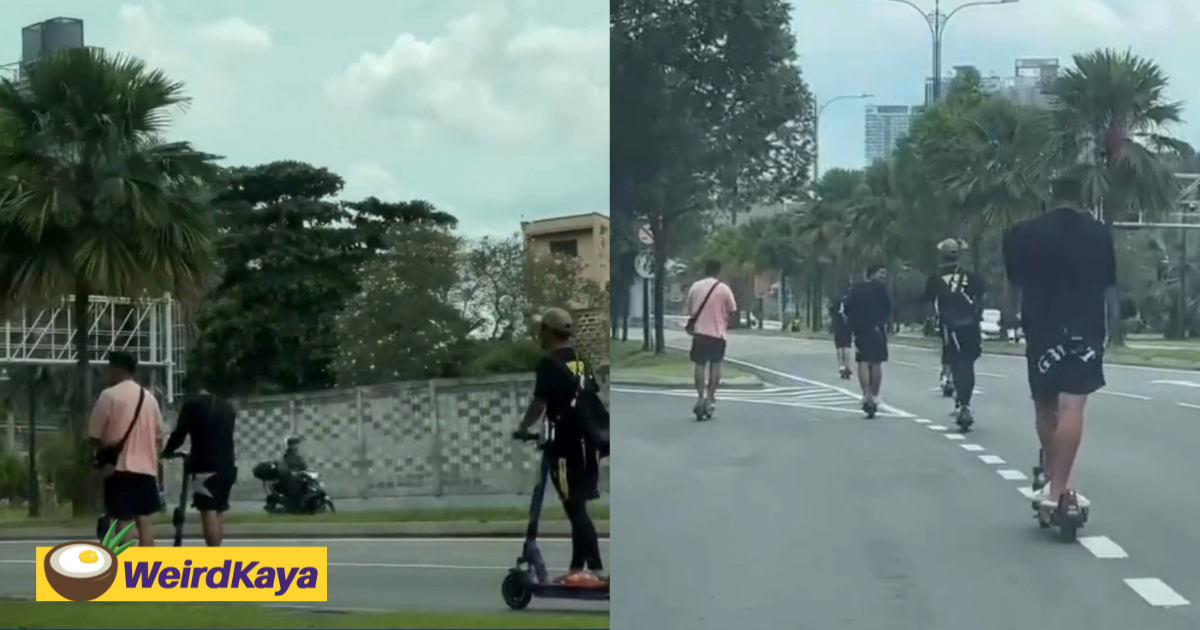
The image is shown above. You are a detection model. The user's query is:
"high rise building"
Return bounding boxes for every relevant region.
[1008,58,1059,108]
[864,105,923,164]
[925,65,1004,105]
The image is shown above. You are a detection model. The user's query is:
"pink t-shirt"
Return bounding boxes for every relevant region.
[687,277,737,340]
[88,379,163,476]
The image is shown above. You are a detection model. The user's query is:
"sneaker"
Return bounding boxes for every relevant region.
[1038,489,1090,510]
[557,570,604,587]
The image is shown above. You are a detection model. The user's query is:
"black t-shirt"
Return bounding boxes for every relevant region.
[923,263,986,328]
[533,347,595,451]
[164,392,237,473]
[1003,207,1115,341]
[844,280,891,332]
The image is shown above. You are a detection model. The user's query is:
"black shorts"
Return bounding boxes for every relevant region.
[853,327,888,363]
[549,451,600,504]
[832,326,852,349]
[104,471,162,521]
[1025,333,1105,401]
[191,468,237,513]
[690,333,726,364]
[942,325,982,362]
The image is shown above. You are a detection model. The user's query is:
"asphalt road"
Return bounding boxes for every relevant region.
[611,328,1199,630]
[0,537,609,614]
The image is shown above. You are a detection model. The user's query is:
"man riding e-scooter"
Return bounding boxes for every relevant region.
[923,238,985,430]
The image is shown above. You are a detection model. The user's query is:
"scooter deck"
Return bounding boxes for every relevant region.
[531,583,610,601]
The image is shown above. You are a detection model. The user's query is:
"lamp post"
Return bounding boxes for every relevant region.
[813,93,873,184]
[883,0,1019,103]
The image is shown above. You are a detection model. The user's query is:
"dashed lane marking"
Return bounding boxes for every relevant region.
[912,417,931,424]
[1078,536,1128,559]
[1124,578,1191,607]
[927,424,948,432]
[978,455,1006,465]
[1178,402,1200,411]
[960,444,986,452]
[997,469,1028,481]
[1096,390,1152,400]
[943,434,966,441]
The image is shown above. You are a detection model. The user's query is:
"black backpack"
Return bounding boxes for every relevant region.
[555,358,610,459]
[937,269,978,328]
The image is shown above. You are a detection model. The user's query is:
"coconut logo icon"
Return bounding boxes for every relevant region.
[44,522,137,601]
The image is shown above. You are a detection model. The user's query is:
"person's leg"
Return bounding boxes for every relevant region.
[856,361,871,401]
[869,363,883,399]
[563,498,602,572]
[1048,393,1087,504]
[951,358,975,407]
[707,362,723,402]
[690,337,707,410]
[200,511,223,546]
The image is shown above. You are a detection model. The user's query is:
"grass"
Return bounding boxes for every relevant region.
[761,328,1200,370]
[0,504,610,530]
[0,601,609,629]
[610,341,752,379]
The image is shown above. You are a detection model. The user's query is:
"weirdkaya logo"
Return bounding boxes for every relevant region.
[36,524,327,602]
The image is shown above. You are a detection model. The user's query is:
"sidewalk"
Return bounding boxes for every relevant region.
[0,519,611,541]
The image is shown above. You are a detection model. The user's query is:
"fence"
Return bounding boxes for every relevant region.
[159,372,610,503]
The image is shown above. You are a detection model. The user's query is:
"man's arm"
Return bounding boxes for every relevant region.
[724,284,737,314]
[163,401,191,455]
[87,391,112,447]
[517,359,552,433]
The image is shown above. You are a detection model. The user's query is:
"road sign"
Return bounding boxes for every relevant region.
[634,250,654,279]
[637,223,653,246]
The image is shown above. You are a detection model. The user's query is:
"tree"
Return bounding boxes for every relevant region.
[188,161,455,395]
[612,0,814,352]
[0,48,220,512]
[335,222,474,386]
[1045,49,1194,344]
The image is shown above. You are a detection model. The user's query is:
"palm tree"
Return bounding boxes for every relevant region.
[1045,49,1194,344]
[0,48,220,512]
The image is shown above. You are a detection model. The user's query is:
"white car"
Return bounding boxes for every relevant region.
[980,308,1022,341]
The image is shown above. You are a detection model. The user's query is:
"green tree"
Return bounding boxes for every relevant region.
[335,222,474,386]
[1045,49,1194,343]
[189,161,455,395]
[612,0,814,352]
[0,48,220,512]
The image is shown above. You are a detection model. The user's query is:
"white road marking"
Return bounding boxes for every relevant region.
[926,424,948,431]
[997,469,1028,481]
[912,417,932,424]
[943,434,966,441]
[1078,536,1128,559]
[885,340,1200,376]
[1124,578,1191,607]
[960,444,986,452]
[1096,390,1152,400]
[894,360,924,367]
[978,455,1006,465]
[682,350,916,418]
[1150,380,1200,388]
[0,537,608,546]
[928,387,983,394]
[977,371,1006,378]
[1018,486,1037,499]
[1178,402,1200,411]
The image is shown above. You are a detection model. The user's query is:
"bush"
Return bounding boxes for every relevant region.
[467,339,545,376]
[38,431,85,507]
[0,449,29,503]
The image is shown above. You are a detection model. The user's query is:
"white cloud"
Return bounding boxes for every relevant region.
[197,17,273,52]
[325,2,608,149]
[341,161,406,202]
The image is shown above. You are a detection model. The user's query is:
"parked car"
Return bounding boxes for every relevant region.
[980,308,1023,342]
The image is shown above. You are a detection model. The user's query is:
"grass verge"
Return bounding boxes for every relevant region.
[611,341,752,380]
[755,329,1200,370]
[0,504,610,530]
[0,601,609,629]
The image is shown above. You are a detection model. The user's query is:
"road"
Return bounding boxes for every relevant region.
[612,328,1199,630]
[0,537,609,614]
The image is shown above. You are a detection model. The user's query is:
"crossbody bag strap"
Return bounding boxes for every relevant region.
[693,281,721,318]
[115,388,147,451]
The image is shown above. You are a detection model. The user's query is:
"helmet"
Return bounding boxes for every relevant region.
[937,238,966,260]
[285,436,303,448]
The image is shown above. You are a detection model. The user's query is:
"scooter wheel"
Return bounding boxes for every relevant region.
[502,569,534,610]
[1058,521,1079,543]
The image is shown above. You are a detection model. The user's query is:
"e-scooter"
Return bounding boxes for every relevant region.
[163,451,190,547]
[501,431,609,610]
[1030,449,1087,542]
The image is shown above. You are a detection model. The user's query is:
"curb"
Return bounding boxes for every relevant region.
[0,519,610,541]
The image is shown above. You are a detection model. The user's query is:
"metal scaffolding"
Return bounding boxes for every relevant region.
[0,294,187,403]
[1111,173,1200,229]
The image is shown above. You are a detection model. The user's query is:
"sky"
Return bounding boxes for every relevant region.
[0,1,608,237]
[795,0,1200,176]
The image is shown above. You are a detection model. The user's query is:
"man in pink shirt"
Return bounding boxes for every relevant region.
[685,260,737,418]
[89,352,164,547]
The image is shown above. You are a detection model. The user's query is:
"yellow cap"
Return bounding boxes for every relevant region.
[534,307,573,333]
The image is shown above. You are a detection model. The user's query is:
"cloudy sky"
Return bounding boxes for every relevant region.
[0,1,608,237]
[796,0,1200,175]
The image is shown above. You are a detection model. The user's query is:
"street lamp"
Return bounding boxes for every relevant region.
[882,0,1020,103]
[813,93,873,184]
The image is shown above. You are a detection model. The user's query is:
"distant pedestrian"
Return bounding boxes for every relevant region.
[684,260,737,418]
[163,375,237,547]
[844,264,891,417]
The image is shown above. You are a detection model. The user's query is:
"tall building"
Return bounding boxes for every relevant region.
[1008,58,1059,108]
[864,105,923,164]
[925,65,1004,105]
